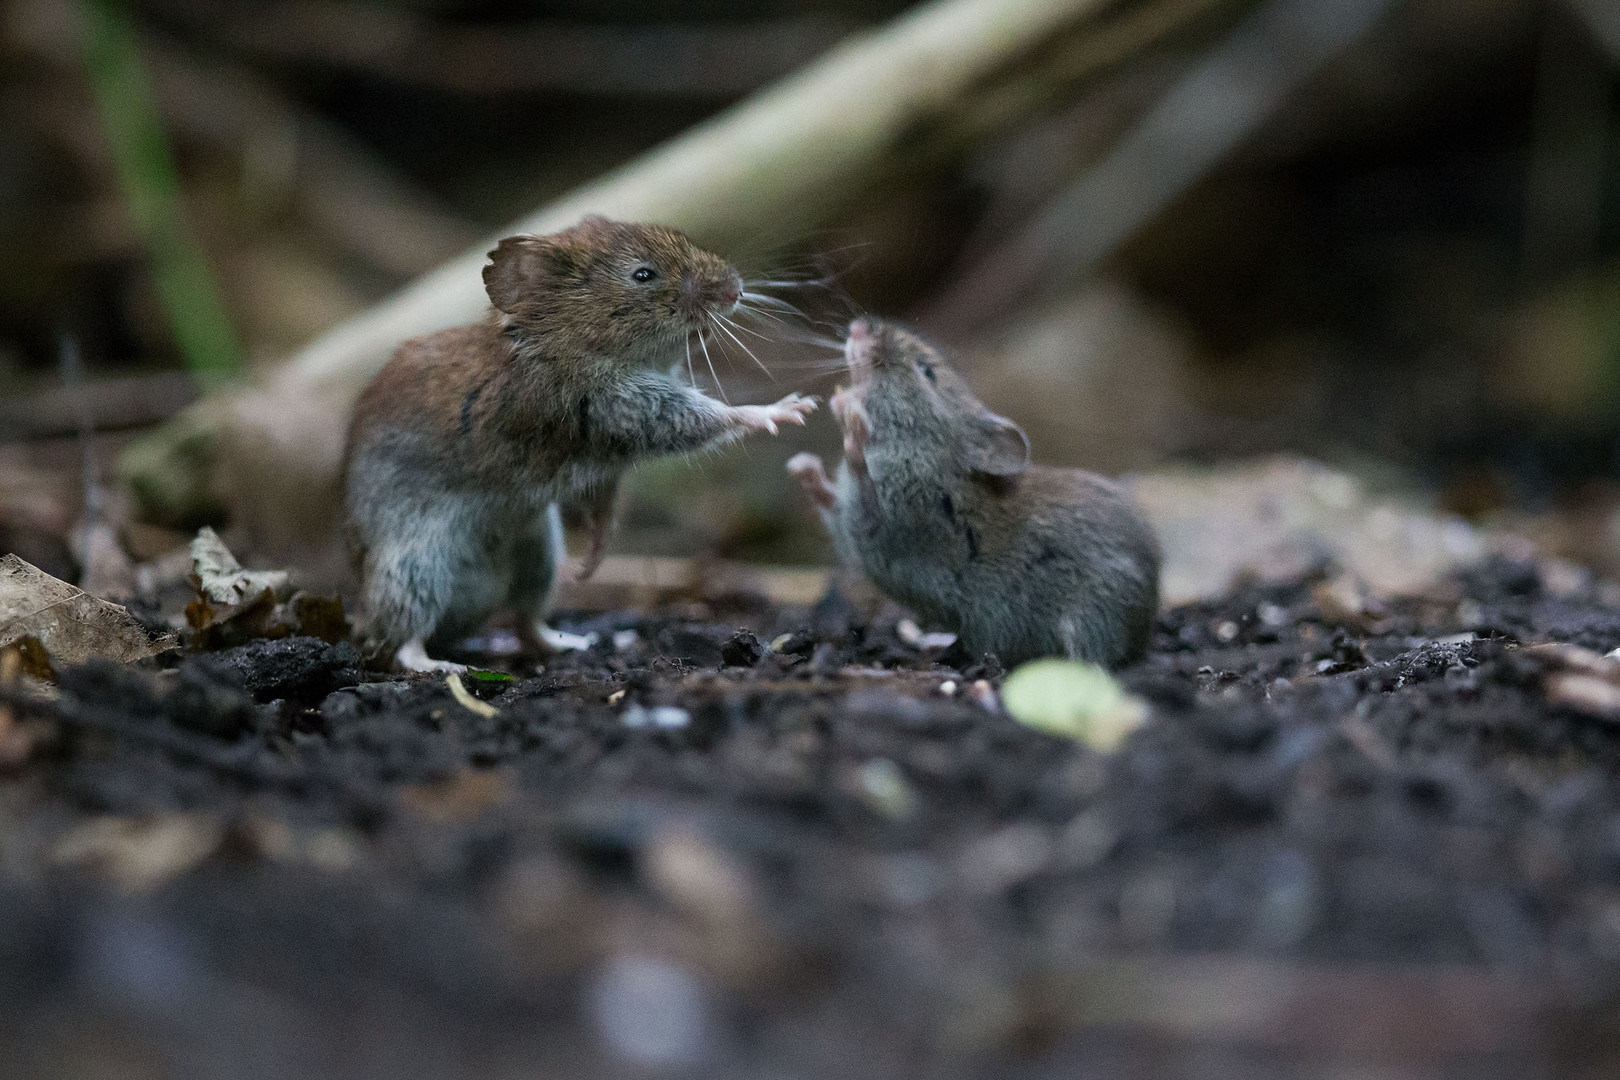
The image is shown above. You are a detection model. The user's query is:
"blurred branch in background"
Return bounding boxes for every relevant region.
[76,0,241,383]
[11,0,479,286]
[118,0,1167,540]
[1522,2,1611,284]
[139,0,860,98]
[138,31,479,280]
[1568,0,1620,59]
[925,0,1394,331]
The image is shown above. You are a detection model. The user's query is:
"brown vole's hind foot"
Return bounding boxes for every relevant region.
[572,480,620,583]
[396,638,467,674]
[521,621,598,656]
[786,452,838,510]
[733,393,817,435]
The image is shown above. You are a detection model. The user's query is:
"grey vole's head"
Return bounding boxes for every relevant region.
[483,215,743,366]
[843,316,1029,481]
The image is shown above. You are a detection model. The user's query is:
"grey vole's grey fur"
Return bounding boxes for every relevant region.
[344,215,815,672]
[787,316,1158,669]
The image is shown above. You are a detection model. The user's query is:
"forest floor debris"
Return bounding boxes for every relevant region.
[3,556,1620,1076]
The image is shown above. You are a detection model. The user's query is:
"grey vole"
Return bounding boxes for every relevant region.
[787,316,1158,669]
[344,215,816,672]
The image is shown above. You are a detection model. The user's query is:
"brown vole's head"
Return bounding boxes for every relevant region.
[483,215,743,365]
[843,316,1029,480]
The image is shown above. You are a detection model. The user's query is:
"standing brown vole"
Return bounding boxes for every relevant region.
[345,215,815,672]
[787,316,1158,669]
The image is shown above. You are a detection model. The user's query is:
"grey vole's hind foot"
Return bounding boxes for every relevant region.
[786,452,837,510]
[396,638,467,674]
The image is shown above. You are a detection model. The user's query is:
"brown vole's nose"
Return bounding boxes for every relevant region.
[718,271,741,307]
[848,317,875,342]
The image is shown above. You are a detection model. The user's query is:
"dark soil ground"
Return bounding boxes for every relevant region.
[7,558,1620,1079]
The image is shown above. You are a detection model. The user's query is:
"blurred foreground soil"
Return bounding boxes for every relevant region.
[6,552,1620,1077]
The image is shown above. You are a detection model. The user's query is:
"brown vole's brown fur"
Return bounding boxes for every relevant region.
[345,216,815,672]
[788,316,1158,669]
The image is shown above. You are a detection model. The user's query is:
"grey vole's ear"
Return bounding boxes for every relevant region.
[484,236,547,314]
[966,412,1030,478]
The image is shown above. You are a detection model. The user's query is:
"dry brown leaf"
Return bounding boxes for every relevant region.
[0,553,176,665]
[189,526,291,606]
[292,593,349,643]
[399,768,510,823]
[0,635,56,683]
[1524,642,1620,678]
[185,528,350,648]
[1547,672,1620,720]
[50,814,223,891]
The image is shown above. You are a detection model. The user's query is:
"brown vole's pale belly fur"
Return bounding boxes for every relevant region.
[791,316,1159,670]
[344,218,815,671]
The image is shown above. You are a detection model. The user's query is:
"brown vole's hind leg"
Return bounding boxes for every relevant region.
[396,638,467,674]
[512,503,597,658]
[572,478,621,583]
[362,520,476,673]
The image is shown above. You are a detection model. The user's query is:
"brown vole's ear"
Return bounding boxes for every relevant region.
[484,236,550,314]
[965,412,1030,478]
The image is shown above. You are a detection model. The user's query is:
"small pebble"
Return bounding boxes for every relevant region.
[623,704,691,730]
[612,629,640,651]
[1257,602,1289,627]
[938,679,957,697]
[856,759,915,820]
[588,953,710,1067]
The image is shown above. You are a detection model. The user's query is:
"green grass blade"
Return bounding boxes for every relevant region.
[79,0,242,383]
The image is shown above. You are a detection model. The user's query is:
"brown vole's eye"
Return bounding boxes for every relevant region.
[917,360,936,383]
[631,265,657,283]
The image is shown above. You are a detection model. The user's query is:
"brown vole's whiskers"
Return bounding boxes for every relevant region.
[739,290,806,320]
[683,333,697,387]
[717,311,774,341]
[711,312,775,381]
[697,328,726,402]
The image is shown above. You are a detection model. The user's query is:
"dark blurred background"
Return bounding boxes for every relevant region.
[4,0,1620,585]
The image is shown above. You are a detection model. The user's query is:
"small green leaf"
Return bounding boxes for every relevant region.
[1001,659,1148,752]
[464,669,515,683]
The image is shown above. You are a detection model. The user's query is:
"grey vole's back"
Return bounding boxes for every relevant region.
[835,461,1158,668]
